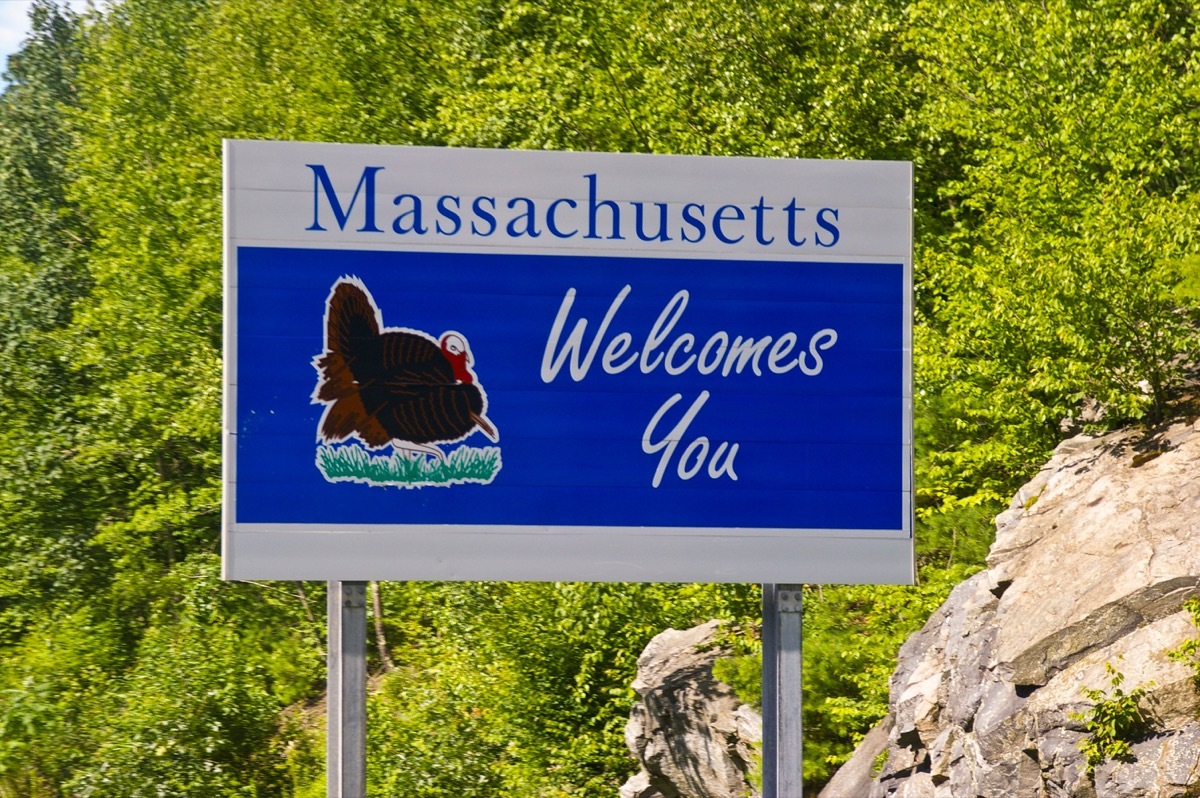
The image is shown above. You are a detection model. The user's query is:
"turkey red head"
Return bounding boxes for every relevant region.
[440,332,475,384]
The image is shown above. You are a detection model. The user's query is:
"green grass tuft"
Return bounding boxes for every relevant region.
[316,444,502,488]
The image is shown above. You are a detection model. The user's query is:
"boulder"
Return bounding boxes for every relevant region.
[822,422,1200,798]
[620,620,762,798]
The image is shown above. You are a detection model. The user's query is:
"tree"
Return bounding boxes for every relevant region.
[909,0,1200,514]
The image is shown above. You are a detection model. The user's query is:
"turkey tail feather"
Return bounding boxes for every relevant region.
[320,393,391,448]
[314,351,353,402]
[315,350,391,446]
[326,278,380,355]
[315,278,394,449]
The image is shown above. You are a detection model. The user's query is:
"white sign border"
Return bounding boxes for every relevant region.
[222,140,915,584]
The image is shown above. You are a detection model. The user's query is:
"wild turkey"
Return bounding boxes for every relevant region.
[312,276,498,459]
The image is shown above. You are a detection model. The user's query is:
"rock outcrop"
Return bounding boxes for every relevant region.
[822,422,1200,797]
[621,621,762,798]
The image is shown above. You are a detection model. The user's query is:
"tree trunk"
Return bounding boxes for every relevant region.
[370,581,395,672]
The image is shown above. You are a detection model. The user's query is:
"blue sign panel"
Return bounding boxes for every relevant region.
[223,141,913,583]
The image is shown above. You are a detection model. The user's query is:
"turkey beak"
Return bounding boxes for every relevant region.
[472,412,499,443]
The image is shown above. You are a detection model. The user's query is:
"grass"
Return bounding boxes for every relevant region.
[316,444,502,488]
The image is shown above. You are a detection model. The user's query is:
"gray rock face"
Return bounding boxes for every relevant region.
[620,621,762,798]
[822,423,1200,798]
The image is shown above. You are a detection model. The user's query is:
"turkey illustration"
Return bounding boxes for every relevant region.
[312,276,498,461]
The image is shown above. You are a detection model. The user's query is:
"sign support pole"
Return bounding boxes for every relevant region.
[762,583,804,797]
[328,581,367,798]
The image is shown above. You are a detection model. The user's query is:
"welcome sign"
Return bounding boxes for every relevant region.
[222,140,914,583]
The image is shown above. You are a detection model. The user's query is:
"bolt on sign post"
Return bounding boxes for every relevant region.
[222,141,914,796]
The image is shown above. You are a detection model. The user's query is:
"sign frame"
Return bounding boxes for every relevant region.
[222,140,914,584]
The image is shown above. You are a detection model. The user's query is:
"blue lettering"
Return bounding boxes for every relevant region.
[633,201,672,242]
[506,197,541,238]
[303,166,838,250]
[547,198,578,238]
[752,197,774,245]
[471,196,497,236]
[784,199,806,246]
[306,164,384,233]
[816,207,840,247]
[391,194,427,235]
[681,203,706,243]
[436,195,461,235]
[712,204,745,244]
[584,173,624,240]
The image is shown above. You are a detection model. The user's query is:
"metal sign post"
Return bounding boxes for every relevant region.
[327,582,367,797]
[762,583,804,797]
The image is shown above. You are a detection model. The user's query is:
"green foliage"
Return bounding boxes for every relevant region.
[365,581,758,797]
[909,0,1200,515]
[1167,596,1200,689]
[1071,660,1153,775]
[66,622,285,796]
[427,0,916,160]
[712,652,763,711]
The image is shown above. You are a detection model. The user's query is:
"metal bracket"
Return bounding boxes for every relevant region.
[777,586,803,612]
[342,583,366,610]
